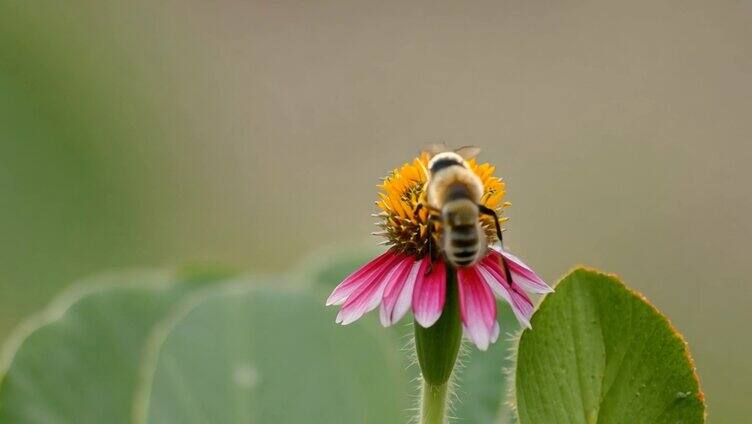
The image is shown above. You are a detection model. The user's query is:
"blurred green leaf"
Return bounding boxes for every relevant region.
[136,286,409,424]
[515,268,705,424]
[0,270,230,424]
[302,247,418,381]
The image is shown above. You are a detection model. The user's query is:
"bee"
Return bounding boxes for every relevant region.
[416,145,515,282]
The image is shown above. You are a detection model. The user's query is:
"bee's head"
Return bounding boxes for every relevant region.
[427,151,468,175]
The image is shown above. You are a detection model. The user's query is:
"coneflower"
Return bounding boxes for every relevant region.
[326,152,550,348]
[325,150,551,423]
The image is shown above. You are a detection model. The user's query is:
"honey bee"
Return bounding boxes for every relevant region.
[416,145,514,282]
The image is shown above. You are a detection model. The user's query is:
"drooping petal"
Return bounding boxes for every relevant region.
[379,257,421,326]
[488,248,552,294]
[508,288,534,329]
[457,267,498,351]
[335,253,404,325]
[326,250,398,306]
[477,260,534,328]
[412,260,446,328]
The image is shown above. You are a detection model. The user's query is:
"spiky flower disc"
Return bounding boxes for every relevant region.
[374,152,509,258]
[327,150,551,350]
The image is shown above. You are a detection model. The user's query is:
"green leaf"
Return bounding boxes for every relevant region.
[515,268,705,424]
[135,285,410,424]
[0,269,230,424]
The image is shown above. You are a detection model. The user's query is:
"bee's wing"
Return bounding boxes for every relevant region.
[454,145,481,160]
[421,142,450,157]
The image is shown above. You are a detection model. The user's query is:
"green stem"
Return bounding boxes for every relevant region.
[414,264,463,424]
[420,380,449,424]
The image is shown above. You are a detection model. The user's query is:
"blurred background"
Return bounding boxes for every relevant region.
[1,0,749,420]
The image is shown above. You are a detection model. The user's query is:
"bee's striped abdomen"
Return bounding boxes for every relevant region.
[445,223,482,267]
[427,159,487,269]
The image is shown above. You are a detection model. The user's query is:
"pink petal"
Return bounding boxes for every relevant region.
[412,260,446,328]
[457,267,498,351]
[335,253,404,325]
[379,257,421,326]
[326,250,398,306]
[491,321,500,344]
[477,261,534,328]
[487,248,552,294]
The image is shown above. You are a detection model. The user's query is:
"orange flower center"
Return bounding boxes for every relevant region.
[374,152,509,258]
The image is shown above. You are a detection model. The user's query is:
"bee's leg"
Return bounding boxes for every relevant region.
[413,202,424,220]
[478,205,515,287]
[415,202,442,275]
[478,205,504,247]
[413,202,441,220]
[424,214,436,275]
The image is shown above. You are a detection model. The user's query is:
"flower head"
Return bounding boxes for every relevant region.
[326,151,552,350]
[374,153,507,258]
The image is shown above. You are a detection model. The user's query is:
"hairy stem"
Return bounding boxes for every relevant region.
[420,380,450,424]
[414,265,462,424]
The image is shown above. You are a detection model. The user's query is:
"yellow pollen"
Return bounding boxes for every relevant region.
[375,152,509,257]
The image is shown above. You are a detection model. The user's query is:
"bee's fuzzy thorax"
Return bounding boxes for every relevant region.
[426,166,484,210]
